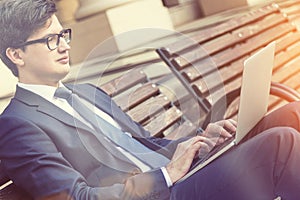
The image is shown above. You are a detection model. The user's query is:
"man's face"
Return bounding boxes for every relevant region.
[17,14,71,86]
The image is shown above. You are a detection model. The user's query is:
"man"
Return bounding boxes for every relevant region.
[0,0,300,199]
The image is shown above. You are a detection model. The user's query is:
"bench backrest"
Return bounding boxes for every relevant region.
[157,3,300,125]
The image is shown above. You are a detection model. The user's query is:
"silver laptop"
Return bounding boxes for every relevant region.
[178,41,276,183]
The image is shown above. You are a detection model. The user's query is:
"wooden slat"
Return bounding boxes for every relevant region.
[272,57,300,83]
[276,0,300,8]
[114,83,159,111]
[100,70,147,96]
[282,71,300,91]
[127,94,171,124]
[144,107,183,137]
[273,40,300,71]
[204,13,286,52]
[275,31,300,53]
[279,3,300,15]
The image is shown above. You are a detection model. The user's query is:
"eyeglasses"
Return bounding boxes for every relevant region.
[15,29,71,51]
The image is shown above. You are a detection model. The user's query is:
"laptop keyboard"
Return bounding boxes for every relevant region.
[190,136,235,171]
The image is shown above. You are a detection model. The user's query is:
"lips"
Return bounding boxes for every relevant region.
[57,56,69,64]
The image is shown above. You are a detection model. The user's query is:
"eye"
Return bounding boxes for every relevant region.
[47,35,59,50]
[61,33,67,39]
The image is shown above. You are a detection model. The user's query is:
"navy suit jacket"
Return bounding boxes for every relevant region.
[0,84,182,199]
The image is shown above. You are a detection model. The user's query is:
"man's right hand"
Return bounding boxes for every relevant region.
[166,136,210,183]
[166,119,237,184]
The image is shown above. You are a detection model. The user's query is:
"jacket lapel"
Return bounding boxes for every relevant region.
[14,86,138,172]
[15,86,91,132]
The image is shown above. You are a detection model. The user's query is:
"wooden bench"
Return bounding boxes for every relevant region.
[157,3,300,128]
[0,68,198,199]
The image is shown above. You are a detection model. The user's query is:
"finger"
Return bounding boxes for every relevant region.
[224,119,237,133]
[193,138,219,158]
[215,119,236,131]
[215,120,236,136]
[182,136,207,152]
[228,119,237,127]
[205,123,232,138]
[188,141,204,159]
[216,136,230,145]
[195,136,222,149]
[179,136,203,150]
[200,137,217,149]
[197,142,210,157]
[192,135,208,144]
[189,136,216,154]
[172,138,203,161]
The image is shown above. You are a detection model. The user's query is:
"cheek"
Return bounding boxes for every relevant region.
[25,52,53,72]
[24,48,50,62]
[33,51,56,67]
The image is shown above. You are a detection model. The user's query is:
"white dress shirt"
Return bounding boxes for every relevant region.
[17,82,173,187]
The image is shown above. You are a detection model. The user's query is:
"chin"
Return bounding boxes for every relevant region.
[61,63,71,71]
[62,68,70,77]
[58,67,70,78]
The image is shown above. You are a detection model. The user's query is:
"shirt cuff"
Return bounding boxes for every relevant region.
[160,167,173,187]
[196,127,204,135]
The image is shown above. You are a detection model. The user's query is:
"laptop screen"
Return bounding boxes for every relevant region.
[235,42,276,143]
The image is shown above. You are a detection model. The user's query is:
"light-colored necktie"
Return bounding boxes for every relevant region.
[54,87,170,168]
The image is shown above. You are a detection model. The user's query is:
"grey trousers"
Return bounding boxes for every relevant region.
[171,101,300,199]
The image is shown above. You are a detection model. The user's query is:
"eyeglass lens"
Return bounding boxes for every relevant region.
[47,29,71,50]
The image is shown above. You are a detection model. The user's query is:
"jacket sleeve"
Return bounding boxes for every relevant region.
[0,116,171,200]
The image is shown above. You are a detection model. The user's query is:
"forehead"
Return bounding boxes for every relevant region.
[28,15,63,39]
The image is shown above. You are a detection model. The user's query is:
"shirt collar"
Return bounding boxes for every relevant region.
[17,82,65,102]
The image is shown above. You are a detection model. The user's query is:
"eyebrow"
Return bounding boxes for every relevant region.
[41,29,64,38]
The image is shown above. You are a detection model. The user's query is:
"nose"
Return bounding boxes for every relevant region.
[57,37,71,52]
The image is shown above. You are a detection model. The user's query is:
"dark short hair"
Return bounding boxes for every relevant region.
[0,0,57,77]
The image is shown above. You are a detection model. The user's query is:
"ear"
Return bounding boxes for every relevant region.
[6,47,25,66]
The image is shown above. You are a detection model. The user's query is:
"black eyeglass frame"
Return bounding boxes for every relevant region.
[14,28,72,51]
